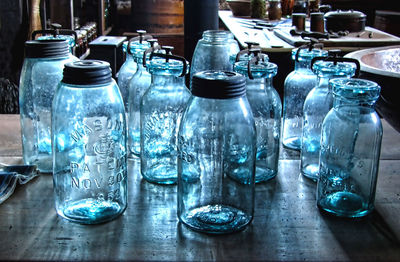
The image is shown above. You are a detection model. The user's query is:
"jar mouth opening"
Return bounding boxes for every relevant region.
[313,61,356,77]
[292,48,328,62]
[202,30,233,41]
[330,78,381,101]
[234,61,278,78]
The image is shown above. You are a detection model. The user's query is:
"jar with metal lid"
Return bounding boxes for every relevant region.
[230,41,269,65]
[52,60,127,224]
[117,30,154,111]
[317,78,382,218]
[177,71,256,234]
[127,40,160,158]
[282,43,328,150]
[234,49,281,183]
[140,46,190,184]
[300,51,359,181]
[190,30,240,88]
[19,39,78,173]
[33,23,77,58]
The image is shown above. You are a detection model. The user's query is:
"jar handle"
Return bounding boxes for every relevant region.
[311,50,361,77]
[142,39,160,67]
[31,23,77,47]
[127,30,153,55]
[149,49,188,77]
[235,41,260,62]
[295,38,324,62]
[247,48,268,80]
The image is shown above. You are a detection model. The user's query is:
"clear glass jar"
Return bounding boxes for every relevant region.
[127,47,153,158]
[282,47,327,150]
[234,50,281,183]
[301,55,358,180]
[140,48,191,184]
[52,60,127,224]
[190,30,240,88]
[117,31,153,111]
[178,71,256,234]
[19,39,77,173]
[317,78,382,218]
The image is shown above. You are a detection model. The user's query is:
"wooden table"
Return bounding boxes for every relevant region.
[0,114,400,261]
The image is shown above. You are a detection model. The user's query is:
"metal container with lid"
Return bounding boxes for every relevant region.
[324,9,366,33]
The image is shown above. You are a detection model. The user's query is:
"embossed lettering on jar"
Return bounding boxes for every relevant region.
[52,60,127,224]
[282,46,327,151]
[317,78,382,218]
[140,47,191,184]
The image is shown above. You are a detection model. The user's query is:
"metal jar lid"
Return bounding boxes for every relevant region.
[62,60,112,85]
[25,39,70,59]
[191,71,246,99]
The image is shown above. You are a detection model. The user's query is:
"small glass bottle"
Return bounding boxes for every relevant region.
[317,78,382,218]
[282,44,327,150]
[301,52,359,180]
[178,71,256,234]
[140,46,191,184]
[19,39,77,173]
[190,30,239,88]
[52,60,127,224]
[234,48,281,183]
[117,30,153,111]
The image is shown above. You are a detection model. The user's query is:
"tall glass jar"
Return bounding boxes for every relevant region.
[140,47,191,184]
[190,30,240,88]
[234,49,281,183]
[317,78,382,218]
[301,54,359,180]
[52,60,127,224]
[127,45,154,158]
[177,71,256,234]
[19,39,77,173]
[117,30,153,111]
[282,46,327,150]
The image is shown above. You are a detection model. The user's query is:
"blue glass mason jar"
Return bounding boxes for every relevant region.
[282,45,328,151]
[301,53,359,180]
[52,60,127,224]
[177,71,256,234]
[317,78,382,218]
[117,30,153,111]
[127,43,154,158]
[140,47,191,184]
[19,39,77,173]
[190,30,240,88]
[234,49,281,183]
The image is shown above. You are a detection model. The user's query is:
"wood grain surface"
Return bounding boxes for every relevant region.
[0,114,399,261]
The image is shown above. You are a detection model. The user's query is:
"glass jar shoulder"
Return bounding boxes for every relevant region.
[303,87,332,112]
[141,84,191,111]
[54,80,125,115]
[180,97,255,135]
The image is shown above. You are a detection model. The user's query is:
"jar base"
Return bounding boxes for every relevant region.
[255,166,277,183]
[141,164,177,185]
[301,164,319,181]
[282,137,301,151]
[58,198,126,224]
[317,191,373,218]
[179,204,252,234]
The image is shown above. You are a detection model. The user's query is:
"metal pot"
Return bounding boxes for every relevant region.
[324,10,366,33]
